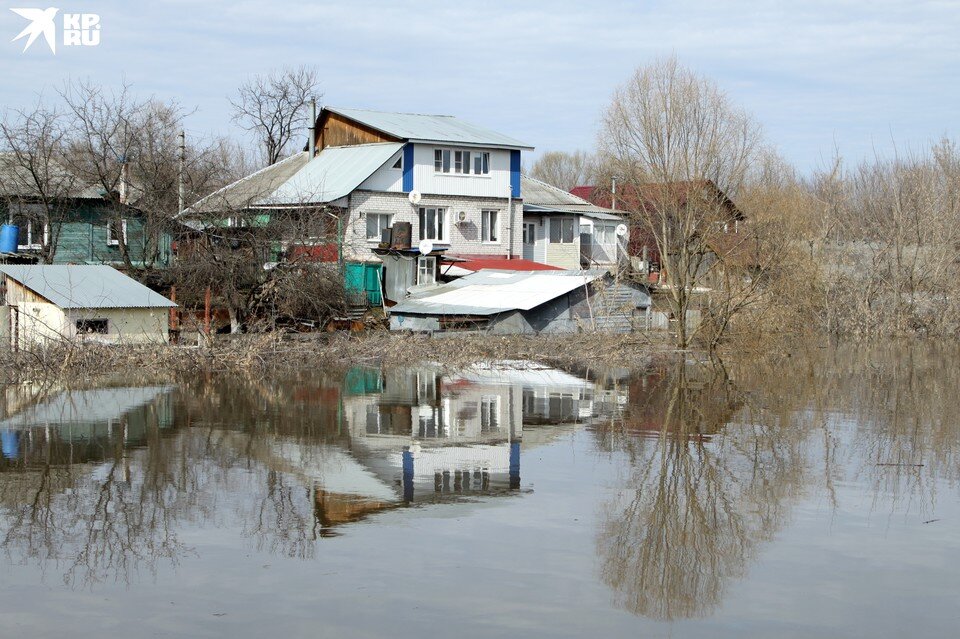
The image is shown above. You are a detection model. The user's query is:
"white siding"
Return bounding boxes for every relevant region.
[357,149,404,192]
[412,145,512,198]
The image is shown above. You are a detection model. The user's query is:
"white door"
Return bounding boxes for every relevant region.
[522,222,536,260]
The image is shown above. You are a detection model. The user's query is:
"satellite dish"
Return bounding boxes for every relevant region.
[418,239,434,255]
[615,223,628,237]
[408,190,422,205]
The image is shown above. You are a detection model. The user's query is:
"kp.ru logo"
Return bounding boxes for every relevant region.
[10,7,100,54]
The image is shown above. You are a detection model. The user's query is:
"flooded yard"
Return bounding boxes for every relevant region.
[0,344,958,637]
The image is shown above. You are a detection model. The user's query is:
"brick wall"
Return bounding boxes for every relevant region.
[341,190,523,262]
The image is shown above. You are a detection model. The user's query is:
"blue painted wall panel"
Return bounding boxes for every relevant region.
[402,144,414,192]
[510,150,521,197]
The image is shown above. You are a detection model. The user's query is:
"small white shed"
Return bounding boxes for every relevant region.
[0,265,176,346]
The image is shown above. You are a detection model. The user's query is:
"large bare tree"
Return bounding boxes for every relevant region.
[529,150,596,191]
[599,57,763,348]
[230,66,321,166]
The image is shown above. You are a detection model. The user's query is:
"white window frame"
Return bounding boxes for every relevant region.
[365,212,393,242]
[107,218,128,246]
[16,220,49,251]
[418,207,448,242]
[480,395,500,431]
[391,155,402,170]
[417,255,437,286]
[549,218,575,244]
[481,209,499,243]
[523,222,536,245]
[434,148,490,176]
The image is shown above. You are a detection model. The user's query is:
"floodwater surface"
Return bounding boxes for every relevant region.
[0,344,958,638]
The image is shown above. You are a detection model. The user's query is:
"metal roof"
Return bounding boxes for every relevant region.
[391,269,607,316]
[0,386,175,429]
[184,152,310,215]
[0,152,103,199]
[520,175,624,219]
[326,107,533,150]
[0,265,176,309]
[264,143,402,205]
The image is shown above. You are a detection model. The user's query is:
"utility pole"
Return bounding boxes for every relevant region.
[178,130,186,214]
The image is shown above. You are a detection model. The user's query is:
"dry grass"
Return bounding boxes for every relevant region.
[1,331,674,386]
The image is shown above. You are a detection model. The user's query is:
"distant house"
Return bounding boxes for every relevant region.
[0,265,176,347]
[520,176,627,270]
[571,180,746,280]
[185,107,533,306]
[0,153,172,269]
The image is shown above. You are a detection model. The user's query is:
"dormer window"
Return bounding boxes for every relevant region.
[434,148,490,175]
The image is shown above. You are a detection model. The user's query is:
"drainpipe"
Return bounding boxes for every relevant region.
[506,188,513,259]
[308,99,317,160]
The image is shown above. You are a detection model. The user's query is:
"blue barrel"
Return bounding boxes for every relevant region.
[0,224,18,253]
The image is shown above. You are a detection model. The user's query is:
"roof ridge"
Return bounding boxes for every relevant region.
[327,106,455,119]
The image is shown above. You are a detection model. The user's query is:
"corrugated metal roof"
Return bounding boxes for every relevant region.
[184,152,311,214]
[0,386,175,429]
[0,265,176,309]
[0,152,103,199]
[520,175,624,220]
[327,107,533,150]
[392,269,606,316]
[264,143,402,205]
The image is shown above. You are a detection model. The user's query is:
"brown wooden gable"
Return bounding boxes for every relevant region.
[315,111,401,152]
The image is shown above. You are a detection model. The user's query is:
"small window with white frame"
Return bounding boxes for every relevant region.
[418,207,447,242]
[549,218,575,244]
[417,255,436,286]
[16,220,48,250]
[392,155,402,170]
[365,212,393,241]
[107,219,128,246]
[481,209,499,243]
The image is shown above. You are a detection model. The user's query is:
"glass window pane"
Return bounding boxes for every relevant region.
[463,152,470,174]
[442,150,451,173]
[434,149,442,171]
[366,215,378,238]
[483,153,489,174]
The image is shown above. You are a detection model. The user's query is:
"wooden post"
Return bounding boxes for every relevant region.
[204,286,211,337]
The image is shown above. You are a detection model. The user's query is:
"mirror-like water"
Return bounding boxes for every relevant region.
[1,344,958,638]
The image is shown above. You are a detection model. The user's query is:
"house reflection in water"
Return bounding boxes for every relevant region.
[0,386,177,468]
[247,362,621,535]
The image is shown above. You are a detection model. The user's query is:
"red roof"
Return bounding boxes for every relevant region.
[570,186,595,201]
[443,256,561,272]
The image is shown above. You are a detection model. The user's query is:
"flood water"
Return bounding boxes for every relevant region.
[1,344,958,638]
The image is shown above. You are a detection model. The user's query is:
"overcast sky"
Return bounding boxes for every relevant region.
[1,0,958,174]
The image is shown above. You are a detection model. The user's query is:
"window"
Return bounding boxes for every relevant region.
[365,213,393,241]
[549,218,575,244]
[107,219,128,246]
[480,396,500,433]
[392,155,402,170]
[76,319,108,335]
[596,224,615,245]
[418,207,446,241]
[523,222,536,244]
[417,256,436,285]
[434,149,451,173]
[481,210,499,243]
[434,148,490,175]
[15,220,48,250]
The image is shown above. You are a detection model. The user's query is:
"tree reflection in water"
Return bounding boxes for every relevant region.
[594,343,960,621]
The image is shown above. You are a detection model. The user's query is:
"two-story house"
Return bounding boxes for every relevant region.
[187,107,532,305]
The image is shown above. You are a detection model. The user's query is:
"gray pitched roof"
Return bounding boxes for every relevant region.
[520,175,624,220]
[0,152,103,200]
[326,107,533,150]
[265,143,403,205]
[0,265,176,309]
[185,143,404,215]
[184,151,311,215]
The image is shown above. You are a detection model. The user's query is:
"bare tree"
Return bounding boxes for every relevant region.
[0,99,79,263]
[529,150,596,191]
[599,57,763,348]
[230,66,321,166]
